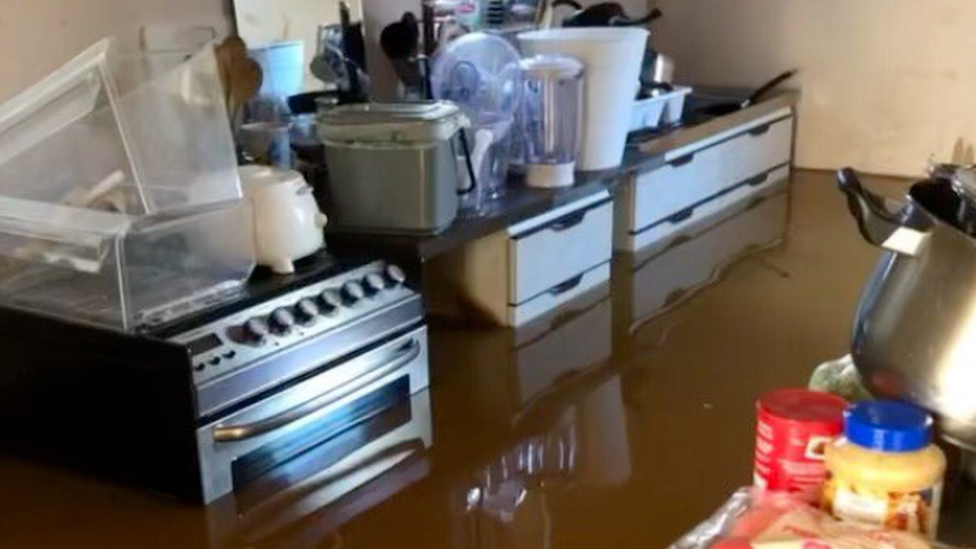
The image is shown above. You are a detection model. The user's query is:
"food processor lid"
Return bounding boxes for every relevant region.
[519,55,584,80]
[316,101,469,143]
[431,32,523,121]
[844,400,933,453]
[239,165,305,190]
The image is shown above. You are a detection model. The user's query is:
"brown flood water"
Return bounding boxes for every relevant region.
[8,170,974,549]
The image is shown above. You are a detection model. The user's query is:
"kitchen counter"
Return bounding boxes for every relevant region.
[4,169,976,549]
[327,91,799,262]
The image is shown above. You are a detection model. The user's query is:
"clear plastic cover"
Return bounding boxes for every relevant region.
[0,39,254,331]
[0,200,254,331]
[0,38,243,214]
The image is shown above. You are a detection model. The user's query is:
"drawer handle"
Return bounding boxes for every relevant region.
[668,153,695,168]
[212,339,421,443]
[745,172,771,187]
[668,207,695,225]
[549,211,588,232]
[748,124,772,137]
[549,274,585,297]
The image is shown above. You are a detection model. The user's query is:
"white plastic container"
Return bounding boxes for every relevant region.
[824,400,946,539]
[518,28,648,171]
[631,86,692,131]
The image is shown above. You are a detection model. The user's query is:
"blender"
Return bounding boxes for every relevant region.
[519,55,584,188]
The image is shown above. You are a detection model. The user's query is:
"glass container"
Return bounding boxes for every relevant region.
[519,55,584,188]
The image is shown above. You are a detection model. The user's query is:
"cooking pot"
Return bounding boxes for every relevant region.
[239,166,328,274]
[838,167,976,450]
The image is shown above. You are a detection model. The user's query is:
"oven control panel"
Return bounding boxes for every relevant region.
[170,261,416,387]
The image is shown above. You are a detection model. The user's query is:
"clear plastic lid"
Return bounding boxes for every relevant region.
[0,38,243,215]
[0,39,255,331]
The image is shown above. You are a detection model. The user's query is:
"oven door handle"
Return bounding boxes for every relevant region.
[213,339,422,443]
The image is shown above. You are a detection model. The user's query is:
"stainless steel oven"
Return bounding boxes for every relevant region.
[196,327,430,502]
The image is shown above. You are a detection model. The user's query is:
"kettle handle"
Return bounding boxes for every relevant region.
[837,168,904,247]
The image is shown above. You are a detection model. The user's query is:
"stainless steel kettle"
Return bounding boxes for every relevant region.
[839,167,976,450]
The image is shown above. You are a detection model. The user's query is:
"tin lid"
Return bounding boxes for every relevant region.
[317,101,461,125]
[316,101,469,144]
[845,400,933,453]
[757,389,848,427]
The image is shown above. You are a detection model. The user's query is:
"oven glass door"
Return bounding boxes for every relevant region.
[196,326,430,504]
[205,389,432,547]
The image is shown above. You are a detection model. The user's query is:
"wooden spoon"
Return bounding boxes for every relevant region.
[215,36,251,116]
[229,57,263,124]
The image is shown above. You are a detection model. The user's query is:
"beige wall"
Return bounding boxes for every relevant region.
[0,0,232,101]
[652,0,976,177]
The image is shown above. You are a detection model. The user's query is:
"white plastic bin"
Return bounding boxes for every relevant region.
[518,28,648,171]
[631,86,692,131]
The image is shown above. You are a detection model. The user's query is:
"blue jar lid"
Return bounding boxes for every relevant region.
[845,400,933,452]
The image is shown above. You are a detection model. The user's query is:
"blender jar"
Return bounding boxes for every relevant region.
[519,55,584,188]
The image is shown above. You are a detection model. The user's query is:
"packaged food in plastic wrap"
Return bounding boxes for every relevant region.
[809,355,874,403]
[668,488,965,549]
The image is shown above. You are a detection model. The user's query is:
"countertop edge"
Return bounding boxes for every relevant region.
[327,91,800,262]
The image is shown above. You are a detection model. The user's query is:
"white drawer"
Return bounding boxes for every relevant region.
[622,165,791,252]
[508,262,610,327]
[508,198,613,305]
[626,116,793,238]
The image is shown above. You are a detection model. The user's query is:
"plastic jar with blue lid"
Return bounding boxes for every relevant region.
[822,400,946,539]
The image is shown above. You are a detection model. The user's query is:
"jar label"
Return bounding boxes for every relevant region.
[823,475,942,539]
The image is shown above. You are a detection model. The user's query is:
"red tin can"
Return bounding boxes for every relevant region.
[754,389,848,500]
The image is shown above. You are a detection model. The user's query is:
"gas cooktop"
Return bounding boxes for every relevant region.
[149,250,382,337]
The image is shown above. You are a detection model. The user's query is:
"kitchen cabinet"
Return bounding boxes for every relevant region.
[426,191,613,326]
[614,107,794,252]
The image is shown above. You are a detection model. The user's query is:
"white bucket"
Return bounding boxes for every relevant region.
[518,28,648,171]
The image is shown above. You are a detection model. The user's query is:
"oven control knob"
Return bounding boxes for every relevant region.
[342,281,366,303]
[295,299,319,324]
[319,290,342,314]
[243,318,270,344]
[269,308,296,334]
[364,273,386,294]
[385,265,407,286]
